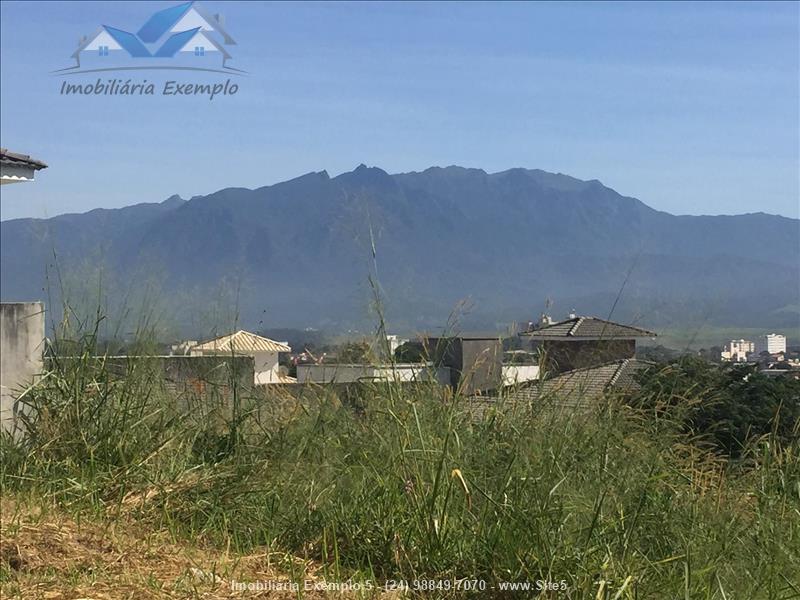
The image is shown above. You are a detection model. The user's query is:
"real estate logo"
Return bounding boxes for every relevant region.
[55,1,244,99]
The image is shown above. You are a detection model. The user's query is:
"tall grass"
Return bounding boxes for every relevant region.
[2,317,799,598]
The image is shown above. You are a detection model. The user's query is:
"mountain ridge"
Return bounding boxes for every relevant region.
[2,165,798,334]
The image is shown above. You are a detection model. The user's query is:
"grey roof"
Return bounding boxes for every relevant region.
[514,358,652,403]
[464,359,653,420]
[521,316,656,339]
[0,149,48,170]
[71,27,103,59]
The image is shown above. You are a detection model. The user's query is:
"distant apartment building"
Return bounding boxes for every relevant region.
[754,333,787,356]
[721,339,754,362]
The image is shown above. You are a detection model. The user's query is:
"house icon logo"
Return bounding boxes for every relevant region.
[57,1,244,75]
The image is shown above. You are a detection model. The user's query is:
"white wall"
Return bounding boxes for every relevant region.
[501,364,541,386]
[171,8,217,34]
[755,334,787,355]
[253,351,280,384]
[721,339,754,362]
[1,302,45,434]
[193,349,283,385]
[297,363,450,385]
[178,31,221,53]
[1,163,38,184]
[82,30,123,51]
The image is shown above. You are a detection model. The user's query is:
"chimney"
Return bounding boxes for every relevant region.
[539,313,553,327]
[214,13,225,26]
[568,309,577,319]
[78,35,88,47]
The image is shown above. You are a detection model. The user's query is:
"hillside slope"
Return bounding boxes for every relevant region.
[2,165,798,332]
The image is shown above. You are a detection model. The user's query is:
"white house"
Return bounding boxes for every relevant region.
[190,330,292,385]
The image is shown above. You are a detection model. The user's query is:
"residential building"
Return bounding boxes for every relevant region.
[1,149,47,435]
[755,333,787,356]
[519,315,656,375]
[190,330,293,384]
[421,332,504,395]
[467,358,652,419]
[721,339,754,362]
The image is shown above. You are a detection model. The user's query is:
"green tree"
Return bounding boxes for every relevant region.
[394,341,425,363]
[632,357,800,456]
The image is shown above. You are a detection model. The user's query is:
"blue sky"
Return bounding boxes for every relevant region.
[1,1,797,221]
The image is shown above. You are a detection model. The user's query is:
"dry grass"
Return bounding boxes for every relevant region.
[0,495,391,599]
[4,335,798,598]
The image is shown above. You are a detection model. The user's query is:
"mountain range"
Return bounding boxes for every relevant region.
[2,165,798,338]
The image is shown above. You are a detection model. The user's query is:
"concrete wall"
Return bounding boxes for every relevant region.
[1,302,45,434]
[100,355,255,404]
[458,338,503,394]
[424,337,503,394]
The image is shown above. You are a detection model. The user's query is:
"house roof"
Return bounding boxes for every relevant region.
[71,27,103,59]
[102,26,152,57]
[515,358,652,403]
[464,358,653,420]
[137,1,236,45]
[521,316,656,339]
[192,330,291,354]
[155,28,231,58]
[0,149,48,170]
[154,27,201,57]
[137,1,194,43]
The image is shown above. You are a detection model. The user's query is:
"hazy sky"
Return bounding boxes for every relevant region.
[1,1,798,221]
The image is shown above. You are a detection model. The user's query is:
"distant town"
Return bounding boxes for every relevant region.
[719,333,796,371]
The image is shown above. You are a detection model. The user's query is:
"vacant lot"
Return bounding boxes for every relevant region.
[2,348,799,598]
